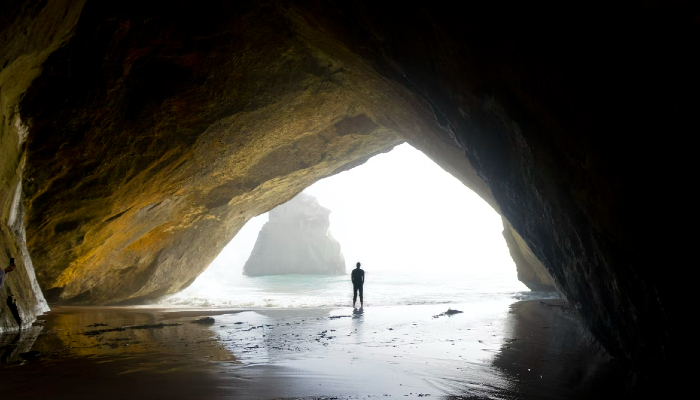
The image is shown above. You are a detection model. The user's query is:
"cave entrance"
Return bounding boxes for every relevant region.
[159,144,546,309]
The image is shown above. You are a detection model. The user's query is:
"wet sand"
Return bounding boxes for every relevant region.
[0,300,633,399]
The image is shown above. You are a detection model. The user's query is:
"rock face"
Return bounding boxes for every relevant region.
[243,194,345,276]
[15,1,410,306]
[0,0,690,377]
[0,0,82,331]
[502,219,556,292]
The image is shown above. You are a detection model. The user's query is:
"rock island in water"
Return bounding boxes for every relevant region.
[243,193,346,276]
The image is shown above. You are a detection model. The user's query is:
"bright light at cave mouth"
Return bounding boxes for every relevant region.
[159,143,530,308]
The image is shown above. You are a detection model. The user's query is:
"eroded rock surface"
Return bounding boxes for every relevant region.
[18,1,414,305]
[0,0,84,331]
[502,219,556,292]
[243,193,345,276]
[0,0,690,375]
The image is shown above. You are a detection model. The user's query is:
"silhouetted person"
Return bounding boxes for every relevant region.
[2,258,22,329]
[351,262,364,308]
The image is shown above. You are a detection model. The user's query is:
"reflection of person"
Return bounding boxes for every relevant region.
[351,262,364,308]
[1,257,16,290]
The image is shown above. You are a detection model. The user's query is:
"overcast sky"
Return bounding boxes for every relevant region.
[200,143,520,281]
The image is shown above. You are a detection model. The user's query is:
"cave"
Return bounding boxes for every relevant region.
[1,0,691,394]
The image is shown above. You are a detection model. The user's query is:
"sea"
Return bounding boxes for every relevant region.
[155,268,559,309]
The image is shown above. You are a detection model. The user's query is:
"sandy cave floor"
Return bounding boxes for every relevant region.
[0,300,632,399]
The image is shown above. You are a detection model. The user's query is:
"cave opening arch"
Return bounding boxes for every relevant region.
[161,143,551,309]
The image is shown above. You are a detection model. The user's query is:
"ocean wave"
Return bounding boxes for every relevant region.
[154,294,534,309]
[153,273,555,309]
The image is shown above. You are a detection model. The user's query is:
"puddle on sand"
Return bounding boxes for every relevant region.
[1,307,237,370]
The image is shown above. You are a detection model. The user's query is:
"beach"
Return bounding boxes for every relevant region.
[0,300,631,399]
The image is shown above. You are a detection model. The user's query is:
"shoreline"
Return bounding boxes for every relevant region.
[1,300,633,399]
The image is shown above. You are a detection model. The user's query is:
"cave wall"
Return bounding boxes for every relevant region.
[11,0,481,306]
[0,0,85,332]
[0,0,690,375]
[502,218,556,292]
[18,0,400,304]
[301,1,689,374]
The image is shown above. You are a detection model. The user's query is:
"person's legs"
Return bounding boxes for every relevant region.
[353,284,358,307]
[359,285,363,307]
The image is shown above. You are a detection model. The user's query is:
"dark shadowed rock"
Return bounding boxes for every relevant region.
[243,193,346,276]
[83,322,182,336]
[502,218,556,292]
[192,317,215,325]
[433,309,464,319]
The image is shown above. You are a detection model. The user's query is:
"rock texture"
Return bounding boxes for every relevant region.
[0,0,691,377]
[17,1,413,305]
[0,0,83,331]
[243,193,345,276]
[502,219,556,292]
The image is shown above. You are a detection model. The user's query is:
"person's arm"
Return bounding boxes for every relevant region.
[5,261,16,274]
[361,270,364,284]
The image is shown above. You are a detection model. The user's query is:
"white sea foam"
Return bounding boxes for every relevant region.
[156,270,558,309]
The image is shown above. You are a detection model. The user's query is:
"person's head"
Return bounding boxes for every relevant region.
[356,262,361,269]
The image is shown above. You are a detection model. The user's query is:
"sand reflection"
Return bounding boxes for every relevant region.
[1,302,634,399]
[0,326,43,363]
[446,301,631,399]
[4,307,237,367]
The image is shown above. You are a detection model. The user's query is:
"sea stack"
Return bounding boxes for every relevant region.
[243,193,346,276]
